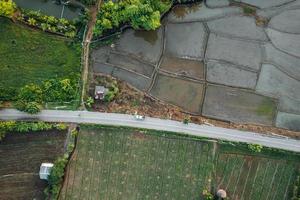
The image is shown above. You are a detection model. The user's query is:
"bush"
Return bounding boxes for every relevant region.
[202,189,213,200]
[248,143,263,153]
[93,0,171,37]
[19,9,77,38]
[14,77,79,113]
[18,84,42,103]
[243,6,256,15]
[46,155,69,199]
[0,0,16,18]
[104,83,119,102]
[0,121,67,140]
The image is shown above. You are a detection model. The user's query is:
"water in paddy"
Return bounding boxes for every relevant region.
[134,29,159,46]
[130,3,201,45]
[171,3,201,19]
[14,0,81,20]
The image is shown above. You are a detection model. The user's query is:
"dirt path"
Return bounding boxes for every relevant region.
[80,0,102,108]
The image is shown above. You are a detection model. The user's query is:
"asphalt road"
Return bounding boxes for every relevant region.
[0,109,299,152]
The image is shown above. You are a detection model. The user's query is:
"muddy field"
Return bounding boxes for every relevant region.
[0,130,67,199]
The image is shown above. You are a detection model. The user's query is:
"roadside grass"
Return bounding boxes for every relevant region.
[0,17,81,101]
[59,126,300,200]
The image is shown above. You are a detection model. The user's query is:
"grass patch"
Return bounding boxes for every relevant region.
[59,125,300,200]
[0,17,81,101]
[243,6,256,15]
[256,99,277,119]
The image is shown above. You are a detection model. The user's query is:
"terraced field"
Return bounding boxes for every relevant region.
[60,126,300,200]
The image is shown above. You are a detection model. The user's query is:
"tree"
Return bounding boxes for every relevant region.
[0,0,16,18]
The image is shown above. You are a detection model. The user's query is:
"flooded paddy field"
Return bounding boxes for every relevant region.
[91,0,300,131]
[14,0,82,19]
[150,74,204,113]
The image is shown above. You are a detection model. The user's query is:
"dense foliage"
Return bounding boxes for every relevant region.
[0,0,16,18]
[78,0,96,5]
[292,173,300,200]
[104,81,119,102]
[46,155,69,199]
[248,143,263,153]
[19,9,77,37]
[0,18,81,102]
[14,77,79,114]
[93,0,171,37]
[0,121,67,140]
[45,128,77,199]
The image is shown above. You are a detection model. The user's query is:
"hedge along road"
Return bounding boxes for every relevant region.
[0,109,300,152]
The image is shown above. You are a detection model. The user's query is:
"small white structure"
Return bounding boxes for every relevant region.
[39,163,54,180]
[94,86,108,100]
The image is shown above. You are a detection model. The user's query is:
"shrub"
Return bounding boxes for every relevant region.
[202,189,213,200]
[18,84,42,103]
[183,117,190,124]
[0,0,16,18]
[248,143,263,153]
[47,155,69,199]
[243,6,256,15]
[0,121,66,140]
[20,9,77,38]
[85,96,94,108]
[23,101,41,114]
[93,0,171,37]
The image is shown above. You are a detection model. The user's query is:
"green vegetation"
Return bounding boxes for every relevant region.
[19,9,77,37]
[104,82,119,102]
[256,99,276,119]
[243,6,256,15]
[248,143,263,153]
[292,172,300,200]
[183,116,190,124]
[0,17,81,103]
[85,96,94,107]
[14,77,79,113]
[93,0,171,37]
[0,121,67,140]
[0,0,16,18]
[78,0,96,5]
[202,189,213,200]
[45,127,77,199]
[59,125,300,200]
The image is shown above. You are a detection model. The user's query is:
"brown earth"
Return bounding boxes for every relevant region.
[0,130,67,200]
[90,74,300,139]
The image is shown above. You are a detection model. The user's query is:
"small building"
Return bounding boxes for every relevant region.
[39,163,54,180]
[94,86,108,100]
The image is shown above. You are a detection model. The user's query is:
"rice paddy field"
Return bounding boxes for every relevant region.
[0,17,80,100]
[59,126,300,200]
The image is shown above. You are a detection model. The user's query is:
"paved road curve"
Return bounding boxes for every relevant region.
[0,109,299,152]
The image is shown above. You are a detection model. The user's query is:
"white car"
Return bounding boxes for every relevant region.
[134,112,145,120]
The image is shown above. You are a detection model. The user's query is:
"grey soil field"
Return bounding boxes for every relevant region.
[150,74,204,113]
[91,0,300,130]
[202,85,277,125]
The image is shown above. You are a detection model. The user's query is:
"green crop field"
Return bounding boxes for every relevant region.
[59,126,300,200]
[0,17,80,100]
